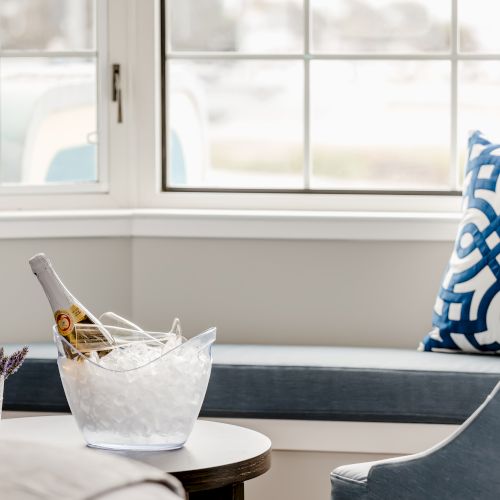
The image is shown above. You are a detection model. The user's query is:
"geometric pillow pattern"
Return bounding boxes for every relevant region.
[420,131,500,353]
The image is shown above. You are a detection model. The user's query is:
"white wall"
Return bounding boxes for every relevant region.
[0,238,131,343]
[132,237,452,347]
[247,450,396,500]
[0,236,452,346]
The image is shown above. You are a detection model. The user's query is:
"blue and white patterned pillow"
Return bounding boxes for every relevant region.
[420,131,500,353]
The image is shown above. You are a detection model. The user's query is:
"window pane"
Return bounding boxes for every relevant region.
[168,0,303,53]
[311,0,450,53]
[167,60,303,189]
[311,61,450,190]
[0,58,97,185]
[458,62,500,182]
[459,1,500,53]
[0,0,96,51]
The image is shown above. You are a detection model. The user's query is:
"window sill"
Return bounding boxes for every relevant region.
[0,208,461,241]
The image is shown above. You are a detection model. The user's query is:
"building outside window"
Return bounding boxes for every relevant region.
[164,0,500,195]
[0,0,104,194]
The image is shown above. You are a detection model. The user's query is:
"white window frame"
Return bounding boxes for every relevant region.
[0,0,468,236]
[140,0,468,212]
[0,0,133,211]
[0,0,108,196]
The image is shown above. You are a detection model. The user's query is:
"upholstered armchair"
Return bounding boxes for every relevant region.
[331,381,500,500]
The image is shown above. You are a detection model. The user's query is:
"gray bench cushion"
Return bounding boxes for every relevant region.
[5,344,500,424]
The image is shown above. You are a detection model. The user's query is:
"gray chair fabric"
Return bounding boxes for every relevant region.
[0,438,185,499]
[331,380,500,500]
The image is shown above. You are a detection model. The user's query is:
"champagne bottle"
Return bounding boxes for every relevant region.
[29,253,114,358]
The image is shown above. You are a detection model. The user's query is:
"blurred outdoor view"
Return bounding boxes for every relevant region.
[167,0,500,191]
[0,0,97,186]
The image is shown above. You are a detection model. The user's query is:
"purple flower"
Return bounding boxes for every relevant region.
[1,346,29,380]
[0,348,4,373]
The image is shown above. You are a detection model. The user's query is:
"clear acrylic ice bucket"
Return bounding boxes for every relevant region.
[54,324,216,451]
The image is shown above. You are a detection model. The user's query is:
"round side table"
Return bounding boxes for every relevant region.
[0,416,271,500]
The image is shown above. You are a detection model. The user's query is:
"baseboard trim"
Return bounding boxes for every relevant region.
[204,418,458,455]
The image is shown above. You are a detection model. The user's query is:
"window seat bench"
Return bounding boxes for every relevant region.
[5,343,500,425]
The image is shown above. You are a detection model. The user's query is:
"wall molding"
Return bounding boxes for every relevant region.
[0,209,461,241]
[0,210,132,239]
[207,418,458,455]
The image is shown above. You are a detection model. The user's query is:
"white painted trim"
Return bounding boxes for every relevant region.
[0,209,461,241]
[126,1,465,214]
[132,209,461,241]
[204,418,458,455]
[0,182,108,195]
[0,0,132,210]
[1,208,464,241]
[96,0,110,192]
[0,210,131,239]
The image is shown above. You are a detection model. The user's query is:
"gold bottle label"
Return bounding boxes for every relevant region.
[56,305,112,357]
[69,304,86,323]
[55,309,74,336]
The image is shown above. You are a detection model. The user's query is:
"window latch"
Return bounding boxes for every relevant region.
[112,64,123,123]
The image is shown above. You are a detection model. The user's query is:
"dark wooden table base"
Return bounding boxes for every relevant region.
[173,446,271,500]
[188,482,244,500]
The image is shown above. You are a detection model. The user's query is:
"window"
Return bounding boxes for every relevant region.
[163,0,500,195]
[0,0,105,192]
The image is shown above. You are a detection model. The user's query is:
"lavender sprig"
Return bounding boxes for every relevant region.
[0,348,6,375]
[1,346,29,380]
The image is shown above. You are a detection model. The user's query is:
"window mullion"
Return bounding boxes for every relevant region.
[96,0,109,189]
[0,51,97,58]
[304,0,311,190]
[450,0,459,191]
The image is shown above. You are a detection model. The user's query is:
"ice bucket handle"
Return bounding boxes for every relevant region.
[183,327,216,352]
